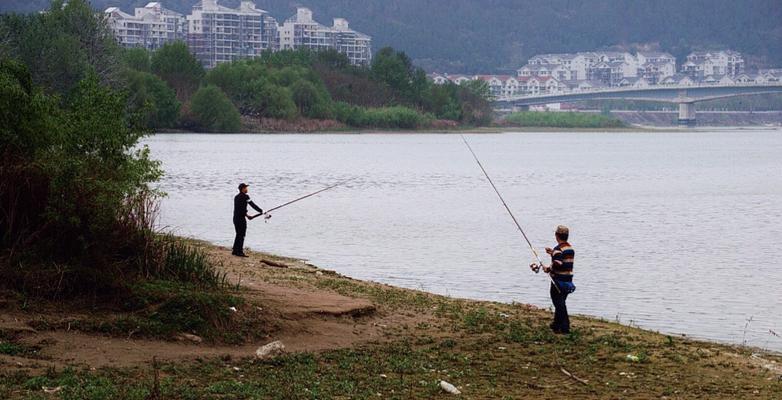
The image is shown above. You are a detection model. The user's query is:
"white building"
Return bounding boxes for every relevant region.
[186,0,279,69]
[682,51,745,78]
[279,8,372,66]
[517,51,675,87]
[105,2,186,50]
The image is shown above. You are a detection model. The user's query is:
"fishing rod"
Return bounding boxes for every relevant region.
[459,135,559,291]
[250,178,356,221]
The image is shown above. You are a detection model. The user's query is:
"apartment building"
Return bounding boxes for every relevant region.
[186,0,279,69]
[518,51,676,87]
[279,8,372,66]
[105,2,186,50]
[682,50,745,79]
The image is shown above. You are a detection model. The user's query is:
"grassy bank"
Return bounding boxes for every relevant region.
[1,243,780,399]
[504,111,627,128]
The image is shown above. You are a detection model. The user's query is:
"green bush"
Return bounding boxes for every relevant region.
[334,102,432,129]
[504,111,626,128]
[124,69,180,129]
[187,85,242,132]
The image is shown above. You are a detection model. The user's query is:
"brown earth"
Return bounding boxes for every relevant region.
[0,246,436,372]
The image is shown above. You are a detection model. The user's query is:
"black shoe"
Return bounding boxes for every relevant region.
[232,252,249,258]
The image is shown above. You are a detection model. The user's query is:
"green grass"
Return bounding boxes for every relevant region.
[504,111,626,128]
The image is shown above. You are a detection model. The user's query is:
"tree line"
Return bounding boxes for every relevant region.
[116,43,492,132]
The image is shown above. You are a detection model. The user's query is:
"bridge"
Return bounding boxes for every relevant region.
[494,83,782,126]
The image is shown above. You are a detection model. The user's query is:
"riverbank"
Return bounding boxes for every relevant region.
[1,241,780,399]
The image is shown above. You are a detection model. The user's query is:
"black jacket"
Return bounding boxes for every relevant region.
[234,192,262,220]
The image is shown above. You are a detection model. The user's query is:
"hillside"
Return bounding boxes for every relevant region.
[2,0,781,73]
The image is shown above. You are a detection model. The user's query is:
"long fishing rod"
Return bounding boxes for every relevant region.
[250,178,356,221]
[460,135,558,291]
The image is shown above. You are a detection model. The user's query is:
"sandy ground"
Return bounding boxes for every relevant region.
[0,246,434,371]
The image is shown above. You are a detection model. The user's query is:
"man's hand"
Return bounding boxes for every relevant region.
[545,247,553,255]
[542,265,551,274]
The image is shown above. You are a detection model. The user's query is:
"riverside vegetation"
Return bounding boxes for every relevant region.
[503,111,627,129]
[1,0,493,133]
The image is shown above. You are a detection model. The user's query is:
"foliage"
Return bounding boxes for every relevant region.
[123,69,180,129]
[333,102,432,129]
[121,47,151,73]
[371,47,429,106]
[290,79,332,119]
[185,85,241,133]
[504,111,626,128]
[0,0,120,94]
[150,41,203,101]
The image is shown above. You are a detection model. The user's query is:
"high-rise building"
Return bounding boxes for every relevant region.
[279,8,372,66]
[105,2,186,50]
[186,0,279,69]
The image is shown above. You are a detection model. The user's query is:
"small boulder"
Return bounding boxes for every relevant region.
[255,340,285,359]
[176,333,203,344]
[439,380,461,395]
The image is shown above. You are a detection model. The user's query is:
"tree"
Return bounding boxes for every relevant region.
[291,79,331,119]
[0,0,120,94]
[151,41,203,101]
[124,69,180,129]
[371,47,429,106]
[187,85,241,132]
[122,47,151,72]
[254,84,297,120]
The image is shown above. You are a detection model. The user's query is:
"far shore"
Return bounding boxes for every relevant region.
[155,124,782,135]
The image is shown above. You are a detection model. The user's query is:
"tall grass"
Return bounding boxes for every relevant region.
[333,102,434,129]
[504,111,626,128]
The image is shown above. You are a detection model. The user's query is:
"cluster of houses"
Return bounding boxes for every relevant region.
[431,50,781,98]
[105,1,372,68]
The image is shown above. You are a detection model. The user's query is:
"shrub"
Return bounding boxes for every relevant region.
[187,85,242,132]
[124,69,180,129]
[333,102,433,129]
[504,111,626,128]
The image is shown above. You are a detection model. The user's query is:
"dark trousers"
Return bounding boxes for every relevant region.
[550,282,570,333]
[232,217,247,255]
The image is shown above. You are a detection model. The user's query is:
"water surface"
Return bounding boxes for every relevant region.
[145,130,782,351]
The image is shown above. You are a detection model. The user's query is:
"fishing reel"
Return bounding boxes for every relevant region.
[264,213,272,223]
[529,263,543,274]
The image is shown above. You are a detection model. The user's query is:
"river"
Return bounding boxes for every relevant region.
[144,129,782,351]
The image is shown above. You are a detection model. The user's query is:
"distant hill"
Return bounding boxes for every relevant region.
[3,0,781,73]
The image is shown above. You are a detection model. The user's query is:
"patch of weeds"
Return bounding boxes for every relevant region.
[506,320,533,343]
[0,342,25,356]
[41,280,250,342]
[440,338,456,349]
[462,307,504,334]
[314,278,433,310]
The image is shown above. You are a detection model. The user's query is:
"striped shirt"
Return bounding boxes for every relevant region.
[551,242,574,277]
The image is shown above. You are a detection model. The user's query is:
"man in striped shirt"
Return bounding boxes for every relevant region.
[543,225,575,334]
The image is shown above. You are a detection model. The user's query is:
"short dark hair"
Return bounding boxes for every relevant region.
[555,225,569,241]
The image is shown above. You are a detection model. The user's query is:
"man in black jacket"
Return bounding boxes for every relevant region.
[233,183,263,257]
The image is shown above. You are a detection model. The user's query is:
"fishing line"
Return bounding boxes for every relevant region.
[460,135,558,291]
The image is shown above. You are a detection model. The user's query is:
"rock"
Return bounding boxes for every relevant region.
[228,306,238,313]
[625,354,640,362]
[42,386,62,394]
[255,340,285,359]
[439,380,461,395]
[176,333,203,344]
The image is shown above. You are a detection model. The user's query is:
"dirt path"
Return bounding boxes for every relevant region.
[0,245,431,371]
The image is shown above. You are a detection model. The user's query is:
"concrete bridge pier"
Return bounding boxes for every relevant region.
[677,102,696,127]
